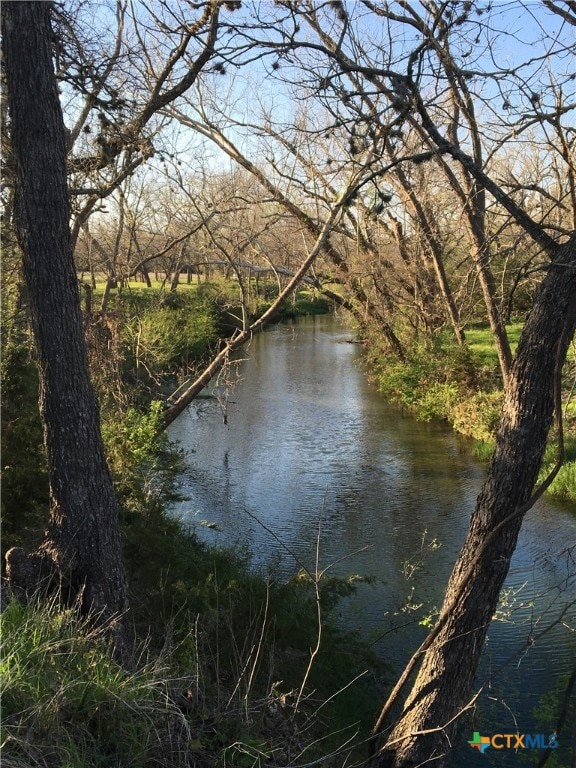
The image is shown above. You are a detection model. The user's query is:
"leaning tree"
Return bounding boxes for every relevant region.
[221,1,576,764]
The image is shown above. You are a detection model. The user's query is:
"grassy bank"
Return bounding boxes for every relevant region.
[83,281,331,403]
[1,574,383,768]
[368,324,576,503]
[2,440,385,768]
[3,283,387,767]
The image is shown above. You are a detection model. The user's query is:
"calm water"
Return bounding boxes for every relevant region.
[169,315,576,766]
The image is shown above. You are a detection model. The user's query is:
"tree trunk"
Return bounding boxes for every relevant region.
[469,234,513,385]
[2,2,129,648]
[170,267,182,291]
[373,234,576,767]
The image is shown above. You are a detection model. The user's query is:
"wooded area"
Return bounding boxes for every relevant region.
[2,2,575,766]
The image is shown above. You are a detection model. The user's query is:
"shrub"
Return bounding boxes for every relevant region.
[452,391,503,443]
[124,301,217,374]
[0,339,48,553]
[540,437,576,501]
[102,400,183,518]
[417,382,461,422]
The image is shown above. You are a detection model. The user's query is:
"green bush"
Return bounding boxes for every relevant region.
[417,382,461,422]
[375,339,474,425]
[452,391,503,443]
[102,400,183,518]
[547,460,576,500]
[539,437,576,501]
[0,339,48,553]
[124,301,217,374]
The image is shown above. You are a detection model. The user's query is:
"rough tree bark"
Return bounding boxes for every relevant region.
[2,1,130,650]
[372,232,576,766]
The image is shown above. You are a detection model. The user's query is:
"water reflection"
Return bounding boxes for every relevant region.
[169,315,576,767]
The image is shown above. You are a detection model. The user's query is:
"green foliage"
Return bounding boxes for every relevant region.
[194,279,243,306]
[102,400,181,514]
[472,440,496,461]
[121,291,218,376]
[0,333,48,553]
[417,382,461,422]
[100,401,196,616]
[194,283,331,332]
[374,337,475,419]
[539,436,576,501]
[547,460,576,500]
[290,290,332,317]
[132,305,216,369]
[452,391,503,443]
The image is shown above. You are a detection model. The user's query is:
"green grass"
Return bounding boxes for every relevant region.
[86,279,332,310]
[1,598,167,768]
[465,323,522,369]
[85,278,200,293]
[291,290,332,316]
[0,549,385,768]
[539,436,576,501]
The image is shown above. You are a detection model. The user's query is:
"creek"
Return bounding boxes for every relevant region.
[169,315,576,767]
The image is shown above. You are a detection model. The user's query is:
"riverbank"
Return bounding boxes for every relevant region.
[167,315,576,768]
[364,323,576,503]
[2,288,385,768]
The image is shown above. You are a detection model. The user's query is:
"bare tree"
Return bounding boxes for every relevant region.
[209,2,576,764]
[62,0,226,243]
[167,87,411,359]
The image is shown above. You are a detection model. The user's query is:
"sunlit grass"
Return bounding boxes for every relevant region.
[465,323,523,368]
[0,598,167,768]
[88,278,200,294]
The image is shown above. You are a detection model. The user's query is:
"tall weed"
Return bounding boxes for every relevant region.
[1,598,165,767]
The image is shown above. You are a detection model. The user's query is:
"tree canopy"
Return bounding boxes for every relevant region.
[2,2,575,766]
